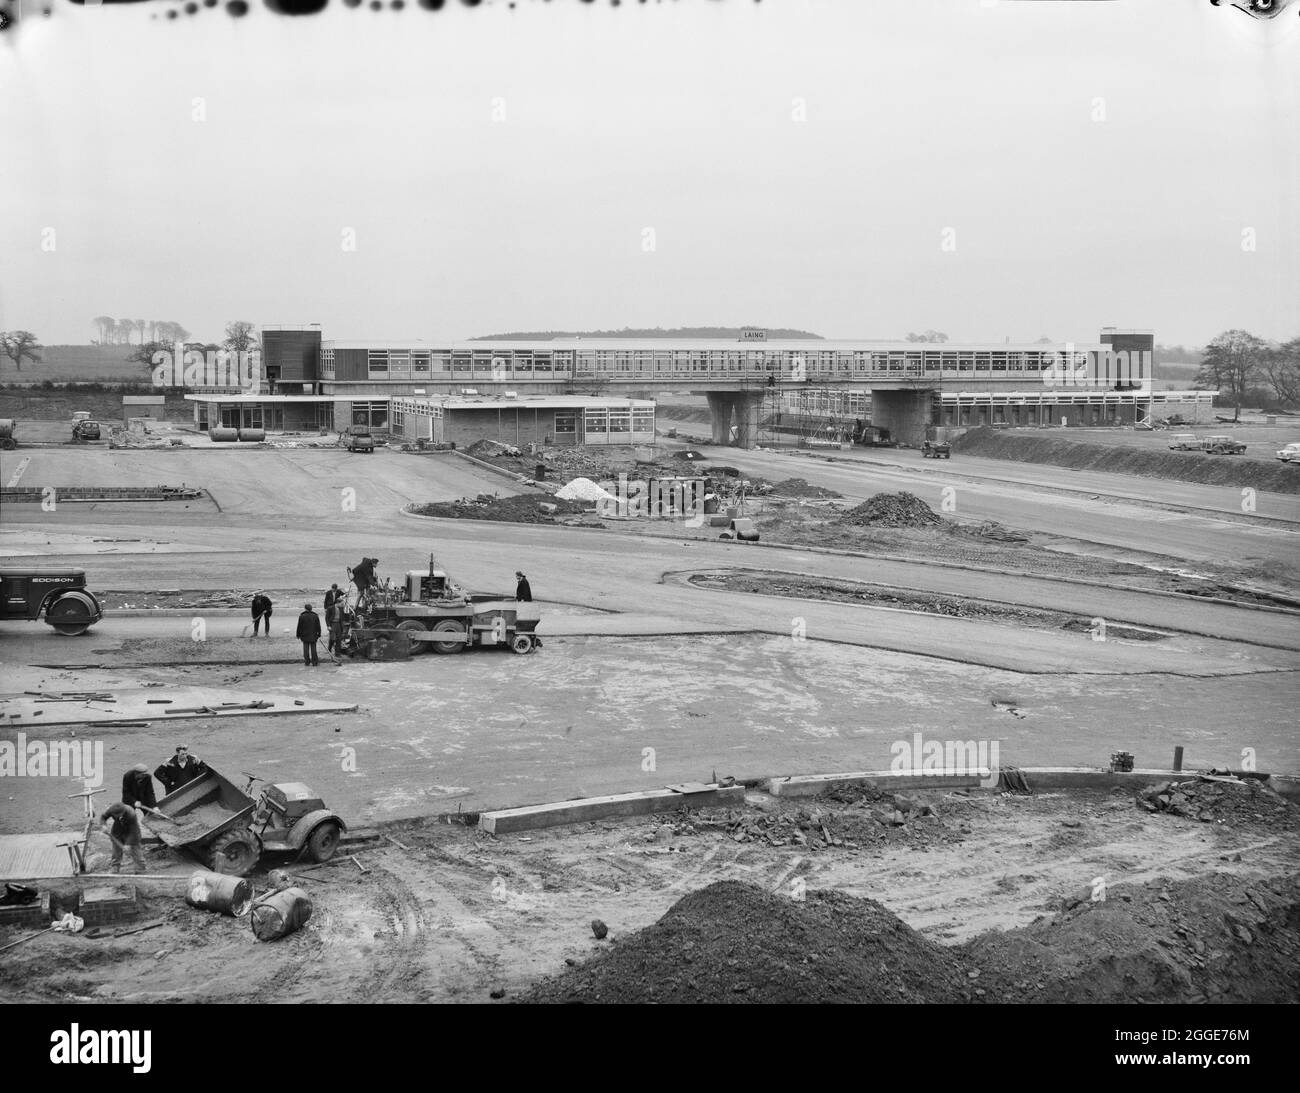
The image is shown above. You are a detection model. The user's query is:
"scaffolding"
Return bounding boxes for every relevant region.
[752,377,873,448]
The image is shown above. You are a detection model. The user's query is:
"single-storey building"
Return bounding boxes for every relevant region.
[391,395,656,448]
[122,395,166,424]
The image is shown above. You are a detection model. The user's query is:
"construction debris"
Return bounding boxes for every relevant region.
[1137,774,1294,827]
[409,494,587,523]
[842,491,943,528]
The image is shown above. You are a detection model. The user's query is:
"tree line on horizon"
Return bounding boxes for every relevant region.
[91,317,191,347]
[0,321,261,378]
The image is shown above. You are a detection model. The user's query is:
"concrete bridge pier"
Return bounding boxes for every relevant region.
[870,389,935,447]
[705,391,766,448]
[706,392,734,446]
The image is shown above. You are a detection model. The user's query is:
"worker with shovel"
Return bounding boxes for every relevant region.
[121,763,157,811]
[97,803,147,875]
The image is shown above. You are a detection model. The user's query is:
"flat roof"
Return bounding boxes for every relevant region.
[183,394,349,403]
[400,396,655,411]
[324,339,1109,353]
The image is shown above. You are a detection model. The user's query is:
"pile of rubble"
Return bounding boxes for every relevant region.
[409,494,587,524]
[841,491,943,528]
[465,439,522,460]
[675,790,960,851]
[769,477,842,500]
[1137,774,1295,827]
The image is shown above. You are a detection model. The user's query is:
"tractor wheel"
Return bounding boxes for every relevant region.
[396,619,429,653]
[0,437,15,451]
[429,619,465,654]
[208,829,259,876]
[306,821,342,863]
[509,634,534,655]
[47,594,94,636]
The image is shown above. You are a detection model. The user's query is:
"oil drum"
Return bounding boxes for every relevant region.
[186,870,253,917]
[250,887,313,941]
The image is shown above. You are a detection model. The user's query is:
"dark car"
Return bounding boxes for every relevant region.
[342,425,375,453]
[72,419,101,441]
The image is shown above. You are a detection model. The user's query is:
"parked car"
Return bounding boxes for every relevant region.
[341,425,375,453]
[1167,433,1200,451]
[1201,435,1247,455]
[1275,442,1300,463]
[72,419,101,441]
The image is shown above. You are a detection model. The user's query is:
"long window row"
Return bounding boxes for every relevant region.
[339,346,1146,385]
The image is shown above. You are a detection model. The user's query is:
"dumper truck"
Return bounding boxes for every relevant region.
[150,768,346,876]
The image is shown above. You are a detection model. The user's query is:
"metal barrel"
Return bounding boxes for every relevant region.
[186,870,253,917]
[250,887,313,941]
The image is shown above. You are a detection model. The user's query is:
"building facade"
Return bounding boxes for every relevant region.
[183,326,1208,446]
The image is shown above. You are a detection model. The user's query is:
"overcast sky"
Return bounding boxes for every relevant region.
[1,0,1296,347]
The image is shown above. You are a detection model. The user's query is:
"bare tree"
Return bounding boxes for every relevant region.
[1259,337,1300,407]
[0,330,44,372]
[92,315,114,345]
[222,320,260,355]
[1195,329,1268,421]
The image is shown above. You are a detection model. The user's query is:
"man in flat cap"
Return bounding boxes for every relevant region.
[297,603,321,666]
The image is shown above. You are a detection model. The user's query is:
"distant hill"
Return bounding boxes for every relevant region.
[470,327,823,341]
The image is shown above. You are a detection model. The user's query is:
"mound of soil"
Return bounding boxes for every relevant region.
[1137,775,1297,829]
[770,477,842,499]
[842,491,943,528]
[409,494,587,523]
[520,880,973,1004]
[954,427,1300,494]
[967,873,1300,1004]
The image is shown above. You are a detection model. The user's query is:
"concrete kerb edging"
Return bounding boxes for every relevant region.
[475,784,747,834]
[450,448,550,491]
[382,767,1300,838]
[763,768,1300,803]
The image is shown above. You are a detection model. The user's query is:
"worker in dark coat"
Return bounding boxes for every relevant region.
[351,558,378,596]
[250,592,273,637]
[121,763,157,811]
[324,584,343,653]
[297,603,321,666]
[98,803,147,873]
[154,745,207,796]
[515,571,532,602]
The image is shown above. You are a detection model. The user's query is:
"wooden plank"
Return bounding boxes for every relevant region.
[0,833,79,881]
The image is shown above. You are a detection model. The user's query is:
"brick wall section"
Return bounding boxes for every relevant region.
[0,893,51,929]
[78,885,141,926]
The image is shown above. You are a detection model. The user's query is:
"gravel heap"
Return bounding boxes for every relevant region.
[842,491,943,528]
